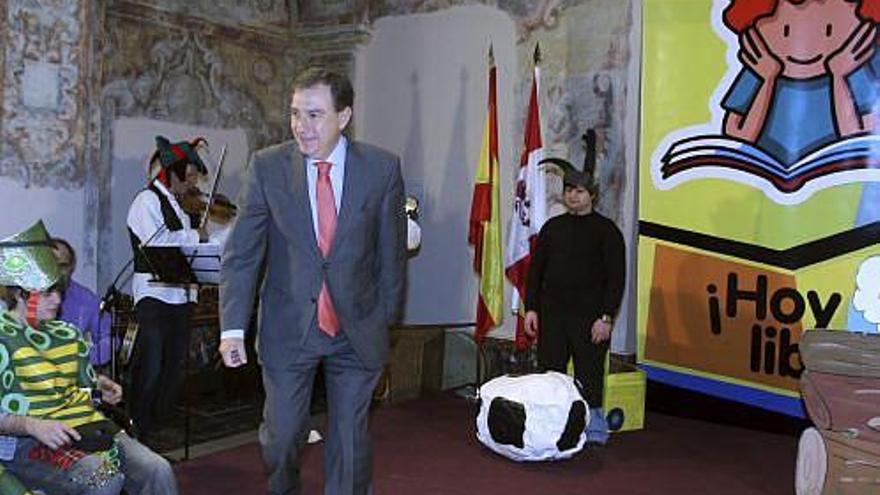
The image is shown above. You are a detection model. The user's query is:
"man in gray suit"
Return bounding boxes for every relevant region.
[218,67,406,495]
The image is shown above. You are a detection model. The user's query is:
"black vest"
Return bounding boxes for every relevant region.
[129,183,184,273]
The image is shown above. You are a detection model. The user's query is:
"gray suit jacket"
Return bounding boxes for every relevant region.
[219,139,406,370]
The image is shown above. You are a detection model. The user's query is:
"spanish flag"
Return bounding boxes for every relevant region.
[468,46,504,343]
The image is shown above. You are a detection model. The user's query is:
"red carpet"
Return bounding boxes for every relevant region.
[175,392,798,494]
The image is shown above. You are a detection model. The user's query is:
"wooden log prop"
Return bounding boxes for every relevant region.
[796,427,827,495]
[796,427,880,495]
[801,370,880,442]
[800,330,880,378]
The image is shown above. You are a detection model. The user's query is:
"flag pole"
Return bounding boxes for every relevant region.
[470,39,504,345]
[505,41,548,350]
[510,42,542,317]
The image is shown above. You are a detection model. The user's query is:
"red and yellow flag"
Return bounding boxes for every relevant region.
[468,47,504,343]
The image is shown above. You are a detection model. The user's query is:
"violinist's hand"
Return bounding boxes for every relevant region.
[220,337,247,368]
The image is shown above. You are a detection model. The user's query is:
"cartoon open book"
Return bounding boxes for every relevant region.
[660,134,880,193]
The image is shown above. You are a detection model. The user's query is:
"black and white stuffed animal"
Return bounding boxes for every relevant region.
[476,371,589,461]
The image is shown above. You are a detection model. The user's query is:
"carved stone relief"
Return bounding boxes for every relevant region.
[1,0,88,188]
[536,69,628,225]
[99,20,366,155]
[501,0,563,40]
[101,26,290,153]
[362,0,566,40]
[121,0,290,28]
[537,0,632,226]
[299,0,360,24]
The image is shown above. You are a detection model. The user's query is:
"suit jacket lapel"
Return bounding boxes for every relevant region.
[331,141,365,258]
[286,144,320,257]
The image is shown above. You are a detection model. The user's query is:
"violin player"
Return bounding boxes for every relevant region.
[125,135,209,448]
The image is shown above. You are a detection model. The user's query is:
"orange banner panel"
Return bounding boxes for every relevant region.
[645,244,808,392]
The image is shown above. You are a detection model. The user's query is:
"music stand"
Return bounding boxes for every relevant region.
[140,246,197,285]
[180,243,221,285]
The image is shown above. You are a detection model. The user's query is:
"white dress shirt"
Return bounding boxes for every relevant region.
[306,136,347,241]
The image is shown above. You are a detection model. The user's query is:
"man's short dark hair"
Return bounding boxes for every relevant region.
[290,67,354,112]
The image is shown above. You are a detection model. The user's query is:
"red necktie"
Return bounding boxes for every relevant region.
[316,161,340,337]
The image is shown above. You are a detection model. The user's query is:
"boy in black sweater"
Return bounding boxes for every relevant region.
[524,163,625,445]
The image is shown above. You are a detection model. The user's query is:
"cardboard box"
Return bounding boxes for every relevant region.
[603,367,646,432]
[567,355,647,432]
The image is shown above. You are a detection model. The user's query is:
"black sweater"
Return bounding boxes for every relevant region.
[524,211,626,320]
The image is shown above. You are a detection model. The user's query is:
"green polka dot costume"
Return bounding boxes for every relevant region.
[0,311,104,428]
[0,220,121,492]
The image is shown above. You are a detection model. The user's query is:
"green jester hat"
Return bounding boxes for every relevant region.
[0,220,61,292]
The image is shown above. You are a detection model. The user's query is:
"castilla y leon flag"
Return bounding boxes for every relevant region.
[505,46,547,350]
[468,46,504,343]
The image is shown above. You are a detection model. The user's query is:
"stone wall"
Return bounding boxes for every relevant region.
[1,0,92,188]
[129,0,291,27]
[0,0,6,147]
[0,0,102,285]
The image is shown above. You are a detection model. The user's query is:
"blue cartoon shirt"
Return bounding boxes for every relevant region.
[722,51,880,166]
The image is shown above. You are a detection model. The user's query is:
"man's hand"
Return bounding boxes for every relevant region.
[96,375,123,405]
[524,311,539,339]
[25,418,80,450]
[590,318,612,344]
[219,337,247,368]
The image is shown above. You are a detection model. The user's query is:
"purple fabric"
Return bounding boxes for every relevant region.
[58,280,112,366]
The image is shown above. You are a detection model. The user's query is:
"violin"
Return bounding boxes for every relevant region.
[179,188,238,226]
[178,143,234,229]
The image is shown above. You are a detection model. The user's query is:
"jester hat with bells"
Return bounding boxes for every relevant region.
[149,135,208,183]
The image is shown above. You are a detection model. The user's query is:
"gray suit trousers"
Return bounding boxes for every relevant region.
[260,323,382,495]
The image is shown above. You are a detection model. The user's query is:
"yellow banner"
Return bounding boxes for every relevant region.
[638,0,880,413]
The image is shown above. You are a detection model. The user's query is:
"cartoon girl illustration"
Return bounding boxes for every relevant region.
[721,0,880,166]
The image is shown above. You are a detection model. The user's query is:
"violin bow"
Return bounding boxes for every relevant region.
[199,144,228,229]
